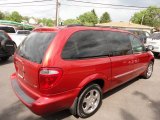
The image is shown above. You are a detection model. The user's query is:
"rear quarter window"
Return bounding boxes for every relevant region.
[62,30,109,59]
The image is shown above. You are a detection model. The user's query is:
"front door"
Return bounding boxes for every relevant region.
[130,35,149,76]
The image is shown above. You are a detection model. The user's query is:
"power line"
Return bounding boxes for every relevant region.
[0,3,144,11]
[65,0,160,9]
[0,0,158,10]
[0,0,54,5]
[0,4,56,7]
[61,3,143,11]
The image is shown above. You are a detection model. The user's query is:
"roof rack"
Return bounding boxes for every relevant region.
[67,24,84,27]
[66,24,120,30]
[67,24,114,28]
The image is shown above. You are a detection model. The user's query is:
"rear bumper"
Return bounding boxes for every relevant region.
[11,74,80,115]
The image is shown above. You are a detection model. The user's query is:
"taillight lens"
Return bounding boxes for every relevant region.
[39,68,63,90]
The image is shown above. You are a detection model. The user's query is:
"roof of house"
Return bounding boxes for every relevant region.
[96,22,154,29]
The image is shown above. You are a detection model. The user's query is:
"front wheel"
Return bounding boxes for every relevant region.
[142,61,154,79]
[76,84,102,118]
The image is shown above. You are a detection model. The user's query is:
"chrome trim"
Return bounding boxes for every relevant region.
[114,66,146,78]
[18,73,23,79]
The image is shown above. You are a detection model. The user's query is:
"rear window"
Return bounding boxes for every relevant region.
[0,31,11,41]
[149,33,160,39]
[0,27,16,33]
[16,32,56,63]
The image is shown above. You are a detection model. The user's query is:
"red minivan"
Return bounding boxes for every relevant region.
[11,26,154,118]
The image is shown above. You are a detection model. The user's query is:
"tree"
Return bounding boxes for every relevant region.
[63,19,80,25]
[23,16,29,22]
[4,12,11,20]
[38,18,54,27]
[100,12,111,23]
[7,11,23,22]
[78,9,98,26]
[0,11,5,20]
[131,6,160,27]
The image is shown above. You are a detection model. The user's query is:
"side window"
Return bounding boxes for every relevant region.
[130,35,145,53]
[105,31,132,56]
[62,30,109,59]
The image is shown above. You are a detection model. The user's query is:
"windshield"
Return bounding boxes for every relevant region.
[149,33,160,39]
[16,32,56,63]
[0,27,16,33]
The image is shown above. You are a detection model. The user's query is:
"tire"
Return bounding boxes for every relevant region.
[142,61,154,79]
[1,56,10,61]
[76,84,102,118]
[1,40,17,55]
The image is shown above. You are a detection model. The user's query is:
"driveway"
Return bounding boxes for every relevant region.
[0,57,160,120]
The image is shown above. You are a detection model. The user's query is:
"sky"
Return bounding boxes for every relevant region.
[0,0,160,22]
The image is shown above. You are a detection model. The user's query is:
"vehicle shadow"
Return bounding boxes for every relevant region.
[103,77,140,99]
[0,56,13,66]
[0,100,72,120]
[133,91,160,120]
[39,110,72,120]
[120,108,138,120]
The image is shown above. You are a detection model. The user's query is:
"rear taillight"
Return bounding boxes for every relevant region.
[39,68,63,90]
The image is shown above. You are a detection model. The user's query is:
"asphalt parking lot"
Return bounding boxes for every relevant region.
[0,57,160,120]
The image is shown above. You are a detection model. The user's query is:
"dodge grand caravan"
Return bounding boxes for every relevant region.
[11,26,154,118]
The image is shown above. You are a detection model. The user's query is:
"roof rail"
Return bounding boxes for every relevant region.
[67,24,84,27]
[66,24,120,30]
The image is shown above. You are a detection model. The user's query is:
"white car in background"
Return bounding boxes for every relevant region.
[0,26,30,46]
[146,32,160,57]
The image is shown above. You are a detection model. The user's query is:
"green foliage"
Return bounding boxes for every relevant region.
[0,11,5,19]
[131,6,160,27]
[38,18,54,27]
[23,16,29,22]
[6,11,23,22]
[78,9,98,26]
[63,19,80,25]
[100,12,111,23]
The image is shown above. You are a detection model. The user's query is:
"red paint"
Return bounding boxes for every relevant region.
[11,26,154,115]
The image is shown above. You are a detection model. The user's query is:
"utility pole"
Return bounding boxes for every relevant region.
[141,14,145,25]
[55,0,60,26]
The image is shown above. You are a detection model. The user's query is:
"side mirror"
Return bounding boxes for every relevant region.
[139,36,147,43]
[146,45,154,51]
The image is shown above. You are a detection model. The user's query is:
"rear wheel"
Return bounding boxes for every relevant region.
[142,61,153,79]
[76,84,102,118]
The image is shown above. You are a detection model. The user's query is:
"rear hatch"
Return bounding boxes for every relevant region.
[15,31,57,88]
